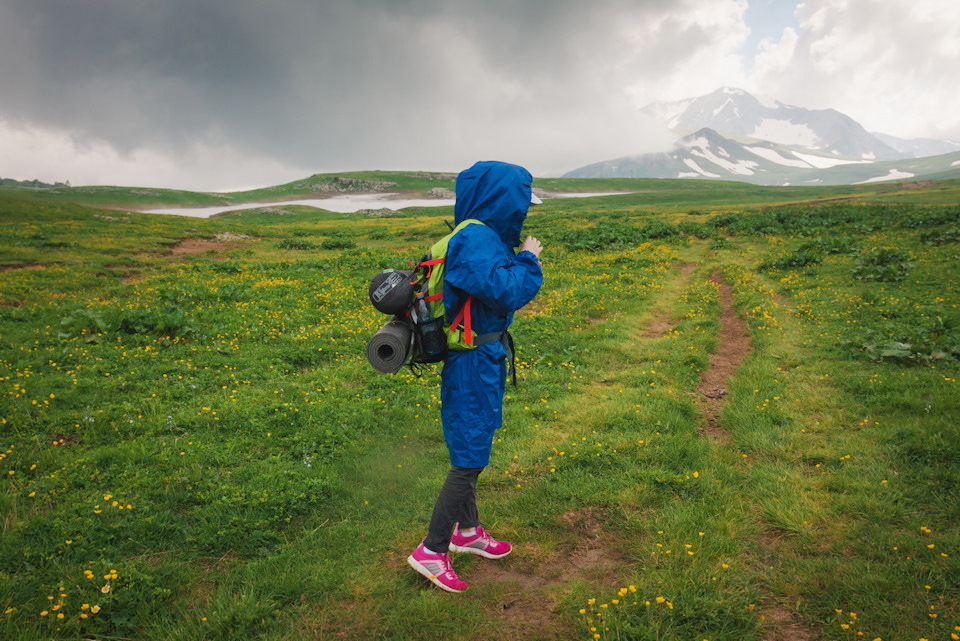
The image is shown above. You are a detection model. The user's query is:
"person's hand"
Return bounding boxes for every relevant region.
[520,236,543,258]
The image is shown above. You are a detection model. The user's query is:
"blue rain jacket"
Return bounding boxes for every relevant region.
[440,161,543,468]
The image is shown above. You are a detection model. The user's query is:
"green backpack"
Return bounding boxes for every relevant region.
[411,219,484,362]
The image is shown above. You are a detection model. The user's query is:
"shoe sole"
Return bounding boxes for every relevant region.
[448,543,512,559]
[406,555,466,593]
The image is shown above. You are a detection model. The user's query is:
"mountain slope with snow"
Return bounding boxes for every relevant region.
[569,87,960,185]
[563,127,960,186]
[641,87,902,160]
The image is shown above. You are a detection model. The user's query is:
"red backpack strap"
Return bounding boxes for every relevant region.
[447,296,475,346]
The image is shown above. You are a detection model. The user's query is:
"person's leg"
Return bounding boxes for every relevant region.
[424,466,483,553]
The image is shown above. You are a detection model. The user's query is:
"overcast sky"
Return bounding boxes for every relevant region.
[1,0,958,190]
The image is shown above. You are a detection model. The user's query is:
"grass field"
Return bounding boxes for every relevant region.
[1,176,958,640]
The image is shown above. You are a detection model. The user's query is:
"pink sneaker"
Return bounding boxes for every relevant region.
[449,525,512,559]
[407,541,468,593]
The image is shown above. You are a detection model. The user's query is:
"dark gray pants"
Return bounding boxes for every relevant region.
[424,466,483,553]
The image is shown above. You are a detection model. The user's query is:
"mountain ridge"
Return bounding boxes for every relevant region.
[567,87,960,184]
[563,126,960,186]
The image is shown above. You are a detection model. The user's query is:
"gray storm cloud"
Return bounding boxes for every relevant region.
[5,0,957,189]
[0,0,687,181]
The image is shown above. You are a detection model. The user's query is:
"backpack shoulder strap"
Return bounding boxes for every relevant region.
[428,219,485,347]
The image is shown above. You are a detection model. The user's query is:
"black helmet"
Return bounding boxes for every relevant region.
[368,269,415,315]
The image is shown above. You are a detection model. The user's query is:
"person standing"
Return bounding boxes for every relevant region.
[407,161,544,593]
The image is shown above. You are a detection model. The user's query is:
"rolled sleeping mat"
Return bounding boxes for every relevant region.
[366,318,413,373]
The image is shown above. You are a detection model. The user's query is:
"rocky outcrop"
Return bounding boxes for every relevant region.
[427,187,456,199]
[300,176,398,193]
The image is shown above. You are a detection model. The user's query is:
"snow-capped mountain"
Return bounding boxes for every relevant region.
[566,87,960,185]
[563,127,960,186]
[641,87,902,160]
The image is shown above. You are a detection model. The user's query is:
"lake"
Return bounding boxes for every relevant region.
[134,192,629,218]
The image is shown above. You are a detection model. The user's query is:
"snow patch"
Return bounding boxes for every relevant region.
[722,87,745,96]
[952,159,960,166]
[750,118,821,148]
[677,172,700,178]
[855,169,916,184]
[744,146,812,168]
[713,99,734,118]
[792,151,869,169]
[690,148,759,176]
[683,158,721,178]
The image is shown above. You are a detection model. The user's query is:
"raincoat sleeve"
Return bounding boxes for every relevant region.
[445,224,542,312]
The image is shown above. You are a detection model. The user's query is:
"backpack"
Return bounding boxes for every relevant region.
[366,219,485,369]
[409,218,485,363]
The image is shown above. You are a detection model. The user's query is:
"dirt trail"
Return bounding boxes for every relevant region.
[696,271,752,440]
[692,270,813,641]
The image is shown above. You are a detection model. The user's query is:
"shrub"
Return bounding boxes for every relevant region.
[558,221,643,251]
[919,226,960,245]
[798,236,856,255]
[852,248,911,282]
[277,238,317,250]
[709,237,730,250]
[638,220,679,240]
[852,315,960,362]
[320,238,357,250]
[59,305,196,341]
[677,221,714,239]
[758,249,822,271]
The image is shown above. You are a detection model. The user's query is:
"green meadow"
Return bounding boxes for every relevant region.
[1,176,958,640]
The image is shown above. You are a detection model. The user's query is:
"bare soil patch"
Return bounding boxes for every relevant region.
[0,263,53,272]
[374,508,624,640]
[462,508,626,640]
[640,309,674,339]
[696,271,752,440]
[760,602,815,641]
[166,239,234,256]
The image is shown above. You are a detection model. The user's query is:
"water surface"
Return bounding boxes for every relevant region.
[134,191,630,218]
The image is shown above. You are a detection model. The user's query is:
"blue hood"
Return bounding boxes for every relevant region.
[453,161,533,247]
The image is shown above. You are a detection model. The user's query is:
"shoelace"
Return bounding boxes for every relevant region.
[422,552,453,575]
